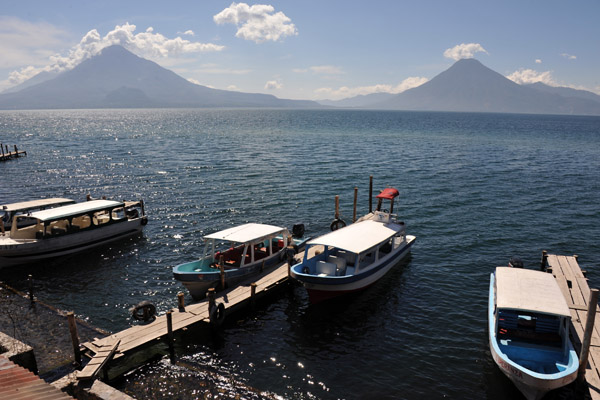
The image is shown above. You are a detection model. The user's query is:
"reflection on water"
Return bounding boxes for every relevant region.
[1,109,599,399]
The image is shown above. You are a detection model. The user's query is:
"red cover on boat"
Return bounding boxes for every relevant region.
[376,188,399,200]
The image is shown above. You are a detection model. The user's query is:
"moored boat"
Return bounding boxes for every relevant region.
[290,188,415,303]
[1,198,76,231]
[0,199,147,268]
[173,223,309,299]
[489,266,578,400]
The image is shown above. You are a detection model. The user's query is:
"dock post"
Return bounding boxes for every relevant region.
[0,143,4,158]
[250,283,257,310]
[166,311,175,359]
[14,145,17,156]
[67,312,81,365]
[27,274,34,305]
[335,195,340,220]
[353,187,358,222]
[540,250,548,270]
[369,176,373,213]
[207,288,216,313]
[177,292,185,312]
[578,288,599,383]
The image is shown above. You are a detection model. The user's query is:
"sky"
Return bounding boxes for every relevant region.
[1,1,599,100]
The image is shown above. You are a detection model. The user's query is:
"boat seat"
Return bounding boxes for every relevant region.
[327,255,347,276]
[336,250,355,266]
[316,261,337,276]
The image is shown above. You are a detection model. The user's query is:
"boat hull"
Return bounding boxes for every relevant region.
[0,219,145,268]
[292,235,415,303]
[175,253,284,300]
[488,273,578,400]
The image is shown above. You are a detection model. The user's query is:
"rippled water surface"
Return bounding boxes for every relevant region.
[1,109,599,399]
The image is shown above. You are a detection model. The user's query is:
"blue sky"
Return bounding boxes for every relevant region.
[1,1,598,100]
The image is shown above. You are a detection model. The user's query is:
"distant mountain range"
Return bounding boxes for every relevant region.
[321,59,600,115]
[0,45,318,110]
[1,46,599,115]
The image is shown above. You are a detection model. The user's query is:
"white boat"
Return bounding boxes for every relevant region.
[489,266,579,400]
[0,199,147,268]
[1,198,75,231]
[290,188,415,303]
[173,223,309,300]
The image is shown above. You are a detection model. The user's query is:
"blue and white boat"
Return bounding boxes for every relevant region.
[489,266,579,400]
[290,188,415,303]
[173,223,308,300]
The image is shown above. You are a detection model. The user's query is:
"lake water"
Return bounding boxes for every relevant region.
[1,109,599,399]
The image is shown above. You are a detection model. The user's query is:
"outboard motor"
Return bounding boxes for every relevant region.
[508,256,524,268]
[292,223,305,238]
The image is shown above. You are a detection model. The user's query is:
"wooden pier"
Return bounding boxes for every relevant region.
[79,250,312,377]
[0,143,26,161]
[544,253,600,399]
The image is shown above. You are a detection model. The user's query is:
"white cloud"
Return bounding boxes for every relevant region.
[0,16,71,70]
[314,76,428,100]
[506,68,555,85]
[561,53,576,60]
[214,2,297,43]
[264,79,282,90]
[4,22,224,88]
[535,59,542,64]
[309,65,343,75]
[182,30,195,36]
[443,43,488,61]
[227,84,240,91]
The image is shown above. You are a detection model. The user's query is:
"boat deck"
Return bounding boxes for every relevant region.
[546,253,600,399]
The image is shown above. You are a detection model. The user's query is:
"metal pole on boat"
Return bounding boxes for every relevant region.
[219,256,226,289]
[369,176,373,213]
[353,187,358,222]
[578,288,599,383]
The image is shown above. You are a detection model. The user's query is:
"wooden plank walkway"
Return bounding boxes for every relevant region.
[81,252,309,360]
[546,253,600,399]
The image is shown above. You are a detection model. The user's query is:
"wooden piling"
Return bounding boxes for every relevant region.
[177,292,185,312]
[250,283,257,309]
[207,288,216,313]
[353,187,358,222]
[540,250,548,270]
[369,176,373,212]
[27,274,34,305]
[67,312,81,365]
[335,195,340,219]
[578,289,599,383]
[166,311,174,344]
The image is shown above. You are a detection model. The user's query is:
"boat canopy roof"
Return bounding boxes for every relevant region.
[204,223,286,244]
[307,219,402,255]
[26,200,124,222]
[376,188,399,200]
[1,198,74,212]
[495,267,571,317]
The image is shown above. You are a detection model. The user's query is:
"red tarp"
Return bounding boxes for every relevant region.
[375,188,399,200]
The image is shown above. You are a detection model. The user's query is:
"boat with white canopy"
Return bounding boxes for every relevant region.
[489,266,578,400]
[290,188,415,303]
[0,199,147,268]
[173,223,309,299]
[1,198,75,231]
